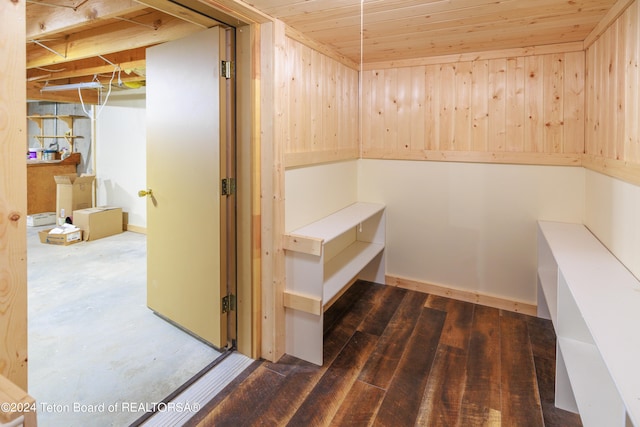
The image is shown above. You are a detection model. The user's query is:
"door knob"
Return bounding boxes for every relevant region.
[138,189,153,197]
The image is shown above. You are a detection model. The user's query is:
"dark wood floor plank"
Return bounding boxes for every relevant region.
[358,284,406,336]
[323,281,383,366]
[243,357,323,426]
[193,364,287,427]
[416,345,467,426]
[499,310,544,427]
[459,304,502,426]
[193,282,584,427]
[329,380,385,426]
[525,314,557,361]
[534,354,583,427]
[373,307,446,426]
[426,295,475,350]
[358,291,428,389]
[287,331,379,426]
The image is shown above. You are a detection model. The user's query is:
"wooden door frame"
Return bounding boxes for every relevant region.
[1,2,287,397]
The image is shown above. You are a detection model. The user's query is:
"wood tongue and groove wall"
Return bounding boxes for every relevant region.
[360,48,585,165]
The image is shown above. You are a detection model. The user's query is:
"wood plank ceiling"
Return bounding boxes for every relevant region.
[26,0,619,103]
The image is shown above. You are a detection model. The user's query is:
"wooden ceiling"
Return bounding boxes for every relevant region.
[26,0,620,103]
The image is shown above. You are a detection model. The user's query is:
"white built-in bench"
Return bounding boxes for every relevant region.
[283,202,386,365]
[537,221,640,426]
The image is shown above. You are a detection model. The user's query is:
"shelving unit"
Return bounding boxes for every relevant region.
[537,221,640,427]
[27,114,84,152]
[283,202,386,365]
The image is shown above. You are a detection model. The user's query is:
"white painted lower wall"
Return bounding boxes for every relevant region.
[285,160,358,232]
[95,89,147,229]
[357,159,585,304]
[584,169,640,281]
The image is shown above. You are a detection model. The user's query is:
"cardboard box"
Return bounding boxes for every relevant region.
[27,212,56,227]
[55,174,95,222]
[38,228,83,246]
[73,207,123,241]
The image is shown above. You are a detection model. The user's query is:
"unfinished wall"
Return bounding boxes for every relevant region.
[584,0,640,280]
[95,89,147,230]
[361,47,585,165]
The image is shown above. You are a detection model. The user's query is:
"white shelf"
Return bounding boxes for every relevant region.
[284,202,386,365]
[324,241,384,305]
[291,202,385,243]
[538,221,640,427]
[537,267,558,325]
[558,337,625,426]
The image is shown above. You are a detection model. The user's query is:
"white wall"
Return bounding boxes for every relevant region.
[358,159,585,304]
[585,169,640,280]
[95,88,147,228]
[285,160,358,232]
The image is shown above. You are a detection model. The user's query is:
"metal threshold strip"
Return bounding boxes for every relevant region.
[129,349,254,426]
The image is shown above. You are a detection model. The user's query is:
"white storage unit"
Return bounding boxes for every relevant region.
[283,202,386,365]
[537,221,640,427]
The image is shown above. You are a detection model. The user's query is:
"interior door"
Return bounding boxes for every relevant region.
[145,26,230,349]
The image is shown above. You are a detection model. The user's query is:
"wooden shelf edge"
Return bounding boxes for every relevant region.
[283,233,323,256]
[283,290,322,316]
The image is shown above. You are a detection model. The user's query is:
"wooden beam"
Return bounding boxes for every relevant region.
[361,149,583,167]
[135,0,221,28]
[28,48,147,81]
[26,0,146,39]
[27,81,101,104]
[582,154,640,187]
[583,0,636,48]
[361,42,584,71]
[27,10,201,69]
[0,0,28,391]
[184,0,273,25]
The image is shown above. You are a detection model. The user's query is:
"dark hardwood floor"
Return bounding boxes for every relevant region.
[187,281,583,426]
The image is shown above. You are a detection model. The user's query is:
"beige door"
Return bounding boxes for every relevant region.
[144,26,230,349]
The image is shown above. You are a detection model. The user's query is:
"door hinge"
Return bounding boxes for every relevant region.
[221,177,236,196]
[222,294,236,313]
[221,60,234,79]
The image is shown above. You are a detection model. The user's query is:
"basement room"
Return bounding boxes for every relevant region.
[2,0,640,426]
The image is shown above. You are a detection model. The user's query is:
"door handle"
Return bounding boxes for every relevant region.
[138,189,153,198]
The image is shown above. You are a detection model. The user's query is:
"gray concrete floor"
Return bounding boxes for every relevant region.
[27,226,222,427]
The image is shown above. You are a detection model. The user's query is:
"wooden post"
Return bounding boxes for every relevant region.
[0,0,29,390]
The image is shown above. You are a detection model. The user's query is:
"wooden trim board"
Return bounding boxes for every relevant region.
[386,275,537,316]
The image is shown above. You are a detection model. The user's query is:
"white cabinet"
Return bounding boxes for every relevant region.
[283,202,386,365]
[537,221,640,427]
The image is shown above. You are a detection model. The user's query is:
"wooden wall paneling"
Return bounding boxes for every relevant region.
[425,65,440,151]
[410,66,426,151]
[326,55,337,153]
[616,14,627,160]
[625,1,640,162]
[372,70,386,153]
[524,55,545,153]
[311,48,323,152]
[439,64,456,151]
[397,67,411,155]
[563,52,586,155]
[1,0,28,391]
[455,62,472,152]
[471,60,489,152]
[543,54,564,154]
[384,68,399,153]
[488,58,507,151]
[506,57,525,152]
